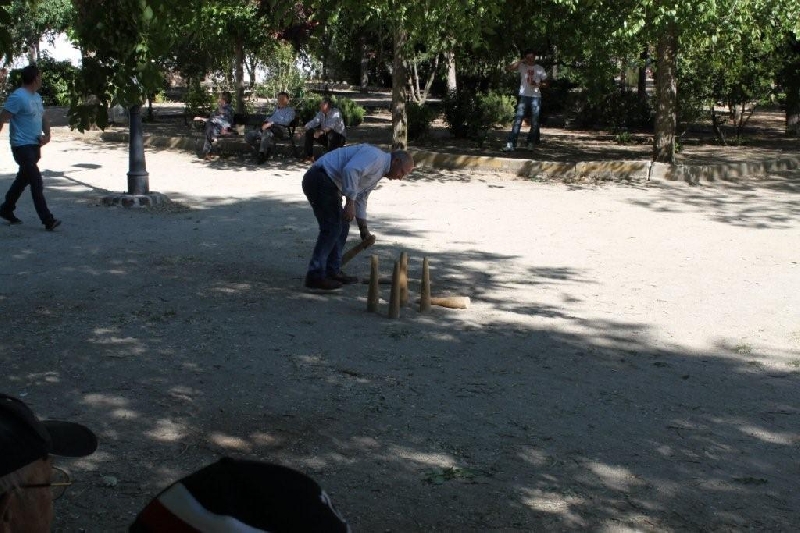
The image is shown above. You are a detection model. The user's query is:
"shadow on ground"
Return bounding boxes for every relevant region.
[628,173,800,230]
[0,174,797,531]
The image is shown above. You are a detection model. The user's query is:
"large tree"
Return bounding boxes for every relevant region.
[546,0,800,162]
[69,0,198,195]
[310,0,500,149]
[6,0,73,63]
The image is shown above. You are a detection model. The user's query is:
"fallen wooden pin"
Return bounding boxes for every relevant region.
[417,296,471,309]
[341,234,376,267]
[361,277,393,285]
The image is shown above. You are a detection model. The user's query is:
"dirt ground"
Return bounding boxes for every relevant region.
[0,112,798,531]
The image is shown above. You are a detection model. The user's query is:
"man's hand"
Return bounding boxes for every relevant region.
[262,121,272,131]
[357,218,371,240]
[38,133,51,146]
[343,199,355,221]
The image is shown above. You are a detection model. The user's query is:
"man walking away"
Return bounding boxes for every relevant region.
[0,64,60,230]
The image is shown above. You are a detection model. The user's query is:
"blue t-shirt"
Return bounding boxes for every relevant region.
[3,88,44,147]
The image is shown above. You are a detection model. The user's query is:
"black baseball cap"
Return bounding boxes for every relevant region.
[130,458,351,532]
[0,394,98,478]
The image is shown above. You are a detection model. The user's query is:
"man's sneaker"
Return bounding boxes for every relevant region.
[329,272,358,284]
[44,219,61,231]
[500,143,515,152]
[0,210,22,224]
[304,275,342,291]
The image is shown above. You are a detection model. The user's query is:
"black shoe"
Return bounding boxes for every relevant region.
[44,219,61,231]
[256,152,267,164]
[329,272,358,284]
[0,210,22,224]
[304,276,342,291]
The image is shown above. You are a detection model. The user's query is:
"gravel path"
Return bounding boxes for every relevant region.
[1,133,798,531]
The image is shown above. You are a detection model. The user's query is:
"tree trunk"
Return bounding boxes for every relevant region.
[653,25,678,163]
[245,55,257,90]
[234,38,245,115]
[550,45,558,81]
[783,34,800,136]
[360,36,369,91]
[787,84,800,137]
[445,50,457,93]
[391,25,408,149]
[638,47,649,104]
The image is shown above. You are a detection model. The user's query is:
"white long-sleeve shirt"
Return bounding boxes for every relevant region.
[313,144,391,219]
[305,107,346,136]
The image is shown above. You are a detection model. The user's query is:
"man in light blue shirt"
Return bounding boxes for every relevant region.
[0,64,60,230]
[302,144,414,291]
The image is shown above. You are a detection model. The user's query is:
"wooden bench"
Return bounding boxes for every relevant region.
[200,113,301,157]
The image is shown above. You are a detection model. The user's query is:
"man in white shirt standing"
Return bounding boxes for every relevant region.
[503,48,548,152]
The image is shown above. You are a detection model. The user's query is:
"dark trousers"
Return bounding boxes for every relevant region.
[302,166,349,279]
[1,144,54,223]
[246,124,289,155]
[507,95,542,146]
[304,129,345,158]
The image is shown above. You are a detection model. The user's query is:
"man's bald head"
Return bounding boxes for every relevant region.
[387,150,414,180]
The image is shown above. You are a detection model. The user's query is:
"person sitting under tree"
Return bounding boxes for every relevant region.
[302,97,346,163]
[197,91,234,160]
[244,91,296,163]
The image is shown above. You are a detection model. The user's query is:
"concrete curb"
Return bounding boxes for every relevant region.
[98,132,799,183]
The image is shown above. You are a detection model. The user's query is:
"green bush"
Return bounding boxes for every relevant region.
[296,94,364,128]
[183,79,215,118]
[442,90,474,138]
[574,90,653,130]
[407,102,438,140]
[6,56,78,106]
[337,97,365,127]
[443,89,515,143]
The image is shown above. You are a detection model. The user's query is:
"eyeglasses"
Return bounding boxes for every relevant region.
[18,466,72,501]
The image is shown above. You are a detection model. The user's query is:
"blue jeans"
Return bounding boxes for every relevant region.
[507,95,541,146]
[302,166,349,279]
[1,144,54,223]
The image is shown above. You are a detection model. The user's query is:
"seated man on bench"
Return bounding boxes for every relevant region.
[245,91,296,163]
[302,97,346,163]
[198,91,234,159]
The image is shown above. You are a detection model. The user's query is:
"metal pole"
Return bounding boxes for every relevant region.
[127,104,150,195]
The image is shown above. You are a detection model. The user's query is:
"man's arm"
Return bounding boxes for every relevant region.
[305,112,321,130]
[505,59,522,72]
[356,217,371,240]
[0,109,11,132]
[39,113,51,145]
